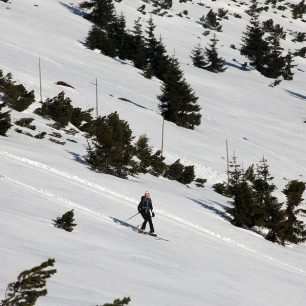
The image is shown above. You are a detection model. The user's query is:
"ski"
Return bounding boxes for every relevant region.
[135,229,169,241]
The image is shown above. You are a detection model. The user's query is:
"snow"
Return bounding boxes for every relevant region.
[0,0,306,305]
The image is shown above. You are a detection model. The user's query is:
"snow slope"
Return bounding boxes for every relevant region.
[0,0,306,305]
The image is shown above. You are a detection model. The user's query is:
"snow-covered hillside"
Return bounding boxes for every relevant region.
[0,0,306,305]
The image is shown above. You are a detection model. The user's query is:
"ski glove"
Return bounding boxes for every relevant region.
[152,212,155,217]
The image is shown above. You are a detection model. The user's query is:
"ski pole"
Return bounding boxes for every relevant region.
[126,212,140,221]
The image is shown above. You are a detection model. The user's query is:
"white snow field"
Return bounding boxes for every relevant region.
[0,0,306,305]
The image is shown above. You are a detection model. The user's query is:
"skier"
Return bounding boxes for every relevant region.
[138,191,155,234]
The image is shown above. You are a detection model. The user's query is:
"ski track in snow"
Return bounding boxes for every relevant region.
[0,149,305,275]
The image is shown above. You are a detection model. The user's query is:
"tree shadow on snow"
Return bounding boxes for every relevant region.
[286,90,306,102]
[224,61,252,71]
[188,198,232,222]
[59,2,85,17]
[66,151,89,166]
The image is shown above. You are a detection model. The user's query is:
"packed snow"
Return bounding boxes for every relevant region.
[0,0,306,305]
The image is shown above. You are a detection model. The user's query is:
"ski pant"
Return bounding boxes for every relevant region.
[140,212,154,233]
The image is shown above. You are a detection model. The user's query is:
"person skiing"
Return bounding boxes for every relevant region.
[138,191,155,234]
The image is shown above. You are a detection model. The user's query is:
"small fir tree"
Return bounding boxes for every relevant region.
[35,92,73,128]
[134,134,153,174]
[240,16,269,74]
[0,102,12,136]
[282,52,296,81]
[263,31,285,79]
[190,43,207,69]
[80,0,116,29]
[164,159,184,181]
[201,9,222,32]
[203,34,226,73]
[150,150,167,177]
[178,165,195,185]
[292,0,306,19]
[53,209,77,232]
[87,112,137,178]
[130,17,147,70]
[158,56,202,129]
[227,156,258,228]
[1,259,56,306]
[281,180,306,244]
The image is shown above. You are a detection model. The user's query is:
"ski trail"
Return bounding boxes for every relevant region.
[1,150,305,275]
[0,174,112,225]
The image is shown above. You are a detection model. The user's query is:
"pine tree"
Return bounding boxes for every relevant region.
[0,102,12,136]
[227,156,258,228]
[292,0,306,19]
[87,112,137,178]
[108,13,131,60]
[164,159,184,181]
[134,134,153,174]
[150,150,167,177]
[158,56,201,129]
[263,30,285,79]
[80,0,116,29]
[130,17,147,70]
[1,259,56,306]
[178,165,195,185]
[203,34,226,73]
[253,157,286,243]
[190,43,207,69]
[245,0,261,17]
[202,9,222,32]
[240,16,269,74]
[53,209,77,232]
[35,92,73,128]
[282,52,296,80]
[86,25,116,57]
[144,17,170,81]
[281,180,306,244]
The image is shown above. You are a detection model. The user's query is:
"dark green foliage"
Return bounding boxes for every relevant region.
[134,134,153,173]
[227,156,259,228]
[144,17,169,81]
[86,25,116,57]
[240,16,269,74]
[34,131,47,139]
[190,43,207,69]
[0,102,12,136]
[53,209,77,232]
[212,182,229,196]
[292,0,306,19]
[100,297,131,306]
[164,159,184,181]
[1,259,56,306]
[0,70,35,112]
[245,0,263,17]
[245,164,255,182]
[282,52,295,80]
[203,34,226,73]
[35,92,73,128]
[80,0,116,29]
[262,30,286,79]
[195,178,207,188]
[178,165,195,185]
[15,118,36,130]
[130,17,147,70]
[281,180,306,244]
[70,107,94,132]
[87,112,137,178]
[201,9,222,32]
[149,150,167,177]
[158,56,201,129]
